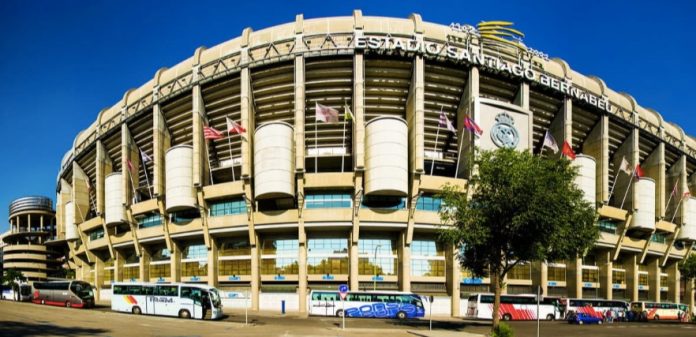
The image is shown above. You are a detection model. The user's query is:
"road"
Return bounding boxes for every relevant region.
[1,300,695,337]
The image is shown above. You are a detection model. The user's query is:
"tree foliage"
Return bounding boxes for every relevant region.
[2,268,27,301]
[439,148,598,328]
[679,253,696,280]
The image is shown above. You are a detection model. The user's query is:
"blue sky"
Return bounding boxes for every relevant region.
[0,1,694,231]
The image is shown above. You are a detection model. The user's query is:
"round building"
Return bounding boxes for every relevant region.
[3,196,62,281]
[55,11,696,315]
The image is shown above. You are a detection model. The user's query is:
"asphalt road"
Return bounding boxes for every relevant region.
[1,300,695,337]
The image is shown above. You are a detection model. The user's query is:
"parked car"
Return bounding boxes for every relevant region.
[567,312,603,325]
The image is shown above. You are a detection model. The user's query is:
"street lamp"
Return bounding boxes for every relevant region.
[373,245,382,291]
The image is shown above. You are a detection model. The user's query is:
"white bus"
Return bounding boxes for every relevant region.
[631,301,689,321]
[564,298,628,319]
[309,290,425,319]
[111,282,223,320]
[466,293,562,321]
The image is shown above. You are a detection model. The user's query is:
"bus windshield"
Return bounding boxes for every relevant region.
[209,289,222,308]
[70,282,94,299]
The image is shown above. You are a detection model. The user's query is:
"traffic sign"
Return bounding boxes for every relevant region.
[338,284,348,300]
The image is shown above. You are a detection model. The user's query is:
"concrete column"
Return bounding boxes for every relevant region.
[114,250,125,282]
[140,245,151,282]
[567,257,582,298]
[93,258,103,301]
[298,237,307,315]
[349,235,359,291]
[514,82,532,150]
[294,54,305,173]
[250,234,260,311]
[96,141,112,215]
[399,231,411,292]
[353,51,365,170]
[446,244,461,317]
[686,279,695,311]
[611,128,639,209]
[170,241,181,282]
[152,104,170,197]
[648,258,660,302]
[644,143,666,218]
[549,98,572,155]
[456,66,479,178]
[625,254,639,301]
[208,237,218,286]
[532,261,548,298]
[666,262,679,303]
[583,114,609,203]
[192,84,207,187]
[598,250,612,299]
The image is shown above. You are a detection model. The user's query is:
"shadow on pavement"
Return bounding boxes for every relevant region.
[0,321,109,337]
[388,319,490,330]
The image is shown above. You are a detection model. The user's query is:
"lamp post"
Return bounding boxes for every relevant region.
[373,245,382,291]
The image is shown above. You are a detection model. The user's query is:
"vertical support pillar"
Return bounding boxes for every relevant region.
[686,279,695,312]
[298,231,307,315]
[349,230,359,291]
[250,234,260,311]
[114,250,124,282]
[626,254,639,301]
[514,82,533,150]
[532,261,548,300]
[648,258,660,302]
[192,84,207,187]
[446,244,461,317]
[584,115,609,204]
[140,245,151,282]
[400,231,411,292]
[94,258,103,301]
[598,250,612,299]
[170,241,181,282]
[666,262,679,303]
[456,66,479,178]
[550,98,572,153]
[567,257,583,298]
[208,237,218,286]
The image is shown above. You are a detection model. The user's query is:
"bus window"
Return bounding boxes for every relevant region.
[481,295,494,304]
[468,295,478,303]
[156,285,178,296]
[143,286,155,295]
[181,287,203,302]
[113,285,125,295]
[127,286,143,295]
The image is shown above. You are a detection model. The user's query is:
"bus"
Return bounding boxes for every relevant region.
[630,301,690,321]
[111,282,223,320]
[564,298,628,319]
[32,281,94,308]
[309,290,425,319]
[1,284,32,301]
[466,293,562,321]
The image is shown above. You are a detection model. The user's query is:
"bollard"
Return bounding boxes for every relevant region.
[281,300,286,314]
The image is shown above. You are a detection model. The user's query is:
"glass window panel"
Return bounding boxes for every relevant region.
[410,259,445,277]
[219,260,251,276]
[209,198,246,217]
[182,243,208,260]
[138,213,163,228]
[218,238,251,256]
[181,261,208,277]
[305,193,352,209]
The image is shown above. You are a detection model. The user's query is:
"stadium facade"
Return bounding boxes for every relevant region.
[54,11,696,315]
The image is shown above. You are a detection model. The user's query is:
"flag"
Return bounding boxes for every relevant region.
[344,103,354,121]
[634,164,644,180]
[619,156,631,175]
[315,102,339,123]
[463,117,483,137]
[542,131,559,154]
[126,158,134,172]
[226,117,246,134]
[684,191,691,199]
[140,149,152,164]
[439,110,456,133]
[561,141,576,160]
[203,126,224,140]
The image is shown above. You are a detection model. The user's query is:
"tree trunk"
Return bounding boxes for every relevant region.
[491,270,502,330]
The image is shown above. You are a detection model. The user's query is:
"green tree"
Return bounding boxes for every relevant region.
[2,268,27,301]
[439,148,597,330]
[679,253,696,281]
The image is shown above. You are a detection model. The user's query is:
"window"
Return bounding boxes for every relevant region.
[548,266,566,282]
[597,220,618,234]
[182,261,208,277]
[261,238,298,255]
[182,243,208,260]
[308,238,348,255]
[155,285,178,296]
[361,195,406,209]
[358,238,397,276]
[123,266,139,280]
[88,228,104,241]
[261,238,299,275]
[412,240,444,257]
[416,195,442,212]
[508,264,531,280]
[150,245,171,262]
[411,259,445,277]
[307,238,349,275]
[218,238,250,256]
[261,258,299,274]
[660,275,668,287]
[150,264,170,279]
[612,270,626,285]
[651,233,667,244]
[209,198,246,216]
[219,260,251,275]
[638,273,649,286]
[138,213,163,228]
[171,209,200,223]
[305,193,351,209]
[181,286,204,300]
[358,257,396,276]
[582,269,599,283]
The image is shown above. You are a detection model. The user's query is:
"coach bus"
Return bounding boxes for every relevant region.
[630,301,689,321]
[111,282,223,320]
[309,290,425,319]
[32,281,94,308]
[466,293,562,321]
[1,284,33,301]
[564,298,628,319]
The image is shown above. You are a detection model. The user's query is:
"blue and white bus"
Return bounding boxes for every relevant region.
[309,290,425,319]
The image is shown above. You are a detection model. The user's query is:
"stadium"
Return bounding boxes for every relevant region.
[53,11,696,315]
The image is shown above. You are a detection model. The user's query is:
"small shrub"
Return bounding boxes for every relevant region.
[491,322,514,337]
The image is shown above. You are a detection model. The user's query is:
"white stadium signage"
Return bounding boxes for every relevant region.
[354,35,612,114]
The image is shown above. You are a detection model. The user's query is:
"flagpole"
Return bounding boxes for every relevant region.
[430,106,444,176]
[665,180,678,216]
[227,133,236,182]
[141,154,153,200]
[670,196,685,223]
[315,117,318,174]
[619,166,637,210]
[454,137,472,179]
[341,101,348,173]
[607,173,619,204]
[127,165,138,203]
[205,139,215,185]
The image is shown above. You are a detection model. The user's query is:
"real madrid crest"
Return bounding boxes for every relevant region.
[490,112,519,149]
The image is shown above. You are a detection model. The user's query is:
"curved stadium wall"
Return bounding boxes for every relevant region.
[54,11,696,315]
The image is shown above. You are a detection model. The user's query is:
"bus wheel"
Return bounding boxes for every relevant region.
[654,315,659,321]
[546,314,555,321]
[65,301,72,308]
[335,309,344,318]
[502,314,512,321]
[179,309,191,319]
[396,311,407,320]
[132,306,142,315]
